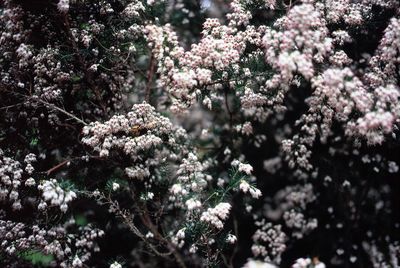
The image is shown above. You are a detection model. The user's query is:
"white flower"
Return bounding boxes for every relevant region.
[38,201,47,210]
[146,192,154,199]
[217,178,226,187]
[39,179,76,213]
[60,203,68,213]
[25,177,36,187]
[238,163,253,175]
[145,232,154,238]
[109,261,122,268]
[240,180,262,199]
[239,180,250,193]
[226,234,237,244]
[112,182,120,191]
[185,198,202,210]
[57,0,69,13]
[170,184,183,195]
[189,244,198,253]
[214,202,231,220]
[176,228,186,239]
[72,256,83,267]
[89,64,98,72]
[231,159,240,167]
[203,97,212,109]
[93,189,101,197]
[200,202,232,229]
[249,187,262,199]
[243,259,277,268]
[292,258,311,268]
[388,161,399,173]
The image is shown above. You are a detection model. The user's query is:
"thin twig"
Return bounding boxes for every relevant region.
[88,192,174,258]
[61,14,107,112]
[145,53,156,103]
[3,89,88,126]
[46,159,70,176]
[140,206,188,268]
[224,90,233,127]
[36,98,88,126]
[118,209,173,257]
[44,155,102,176]
[0,103,24,110]
[229,216,239,267]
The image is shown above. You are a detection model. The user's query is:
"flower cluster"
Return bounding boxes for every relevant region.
[291,257,325,268]
[145,7,264,113]
[262,3,332,82]
[0,217,104,267]
[0,149,27,210]
[38,179,77,213]
[1,0,400,267]
[82,102,189,180]
[0,148,102,266]
[251,220,287,264]
[200,202,232,229]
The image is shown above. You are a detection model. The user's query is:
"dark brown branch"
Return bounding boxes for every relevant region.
[145,53,156,103]
[139,205,188,268]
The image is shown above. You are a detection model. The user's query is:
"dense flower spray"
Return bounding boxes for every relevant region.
[0,0,399,267]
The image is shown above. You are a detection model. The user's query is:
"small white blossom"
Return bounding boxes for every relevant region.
[240,180,251,193]
[185,198,202,210]
[112,182,120,191]
[238,163,253,175]
[57,0,69,13]
[226,234,237,244]
[39,179,76,213]
[72,256,83,267]
[243,259,277,268]
[109,261,122,268]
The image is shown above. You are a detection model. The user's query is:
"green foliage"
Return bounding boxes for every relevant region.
[30,137,39,147]
[75,214,88,226]
[59,179,77,192]
[184,220,208,244]
[21,250,54,267]
[105,177,128,192]
[28,128,39,148]
[71,75,82,83]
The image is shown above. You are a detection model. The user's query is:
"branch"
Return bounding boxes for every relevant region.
[224,90,233,127]
[145,53,156,103]
[36,99,88,126]
[46,159,70,176]
[3,89,88,126]
[140,205,188,268]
